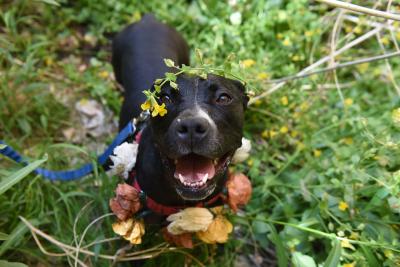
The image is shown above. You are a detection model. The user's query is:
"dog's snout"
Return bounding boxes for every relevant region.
[176,117,210,141]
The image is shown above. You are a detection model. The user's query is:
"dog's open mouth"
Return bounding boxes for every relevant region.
[171,153,231,200]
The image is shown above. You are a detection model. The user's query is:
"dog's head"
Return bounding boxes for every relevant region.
[149,74,248,201]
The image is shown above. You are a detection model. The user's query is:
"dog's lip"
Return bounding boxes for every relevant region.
[170,153,231,188]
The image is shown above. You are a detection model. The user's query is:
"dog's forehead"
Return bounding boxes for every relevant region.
[174,74,235,98]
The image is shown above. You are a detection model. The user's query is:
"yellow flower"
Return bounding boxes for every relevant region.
[167,207,213,235]
[344,98,353,107]
[282,38,292,47]
[290,130,299,138]
[313,149,322,157]
[305,30,314,37]
[343,262,356,267]
[297,142,306,150]
[280,126,289,134]
[356,63,369,73]
[269,130,278,138]
[254,99,263,106]
[247,159,253,166]
[342,137,353,145]
[276,33,284,40]
[99,70,109,79]
[140,100,151,111]
[280,96,288,106]
[151,103,167,117]
[338,201,349,211]
[340,239,355,250]
[257,72,269,80]
[349,232,359,240]
[112,218,145,245]
[381,36,390,45]
[261,130,269,139]
[354,26,362,34]
[45,57,53,66]
[299,102,309,111]
[242,59,256,68]
[197,215,233,244]
[292,55,300,61]
[384,249,394,259]
[392,108,400,126]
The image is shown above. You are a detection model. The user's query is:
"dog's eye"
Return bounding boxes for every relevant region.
[160,94,172,104]
[216,93,232,105]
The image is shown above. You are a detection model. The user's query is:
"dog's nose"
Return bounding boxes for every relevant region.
[176,117,210,141]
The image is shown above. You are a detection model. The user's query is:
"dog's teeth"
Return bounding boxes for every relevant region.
[178,174,185,184]
[213,159,218,165]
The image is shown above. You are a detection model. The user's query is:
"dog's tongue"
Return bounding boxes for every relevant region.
[174,154,215,182]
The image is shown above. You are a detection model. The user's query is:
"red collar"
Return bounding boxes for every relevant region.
[131,175,224,216]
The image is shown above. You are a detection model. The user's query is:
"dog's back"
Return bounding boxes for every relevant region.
[112,14,190,129]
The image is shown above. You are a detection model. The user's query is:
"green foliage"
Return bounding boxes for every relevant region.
[1,0,400,266]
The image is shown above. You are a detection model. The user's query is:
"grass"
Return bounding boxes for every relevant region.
[1,0,400,266]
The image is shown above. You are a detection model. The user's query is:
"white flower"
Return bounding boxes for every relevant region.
[230,12,242,25]
[232,137,251,163]
[228,0,237,7]
[109,142,138,179]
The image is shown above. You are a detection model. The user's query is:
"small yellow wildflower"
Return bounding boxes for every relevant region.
[261,130,269,139]
[381,36,390,45]
[254,100,263,106]
[257,72,269,80]
[356,63,369,73]
[280,96,288,106]
[341,137,353,145]
[291,55,300,61]
[152,103,167,117]
[384,249,394,259]
[45,57,53,66]
[338,201,349,211]
[290,130,299,138]
[341,239,355,250]
[300,102,309,111]
[344,98,353,107]
[304,30,314,38]
[280,126,289,134]
[313,149,322,157]
[297,142,306,150]
[344,25,352,33]
[141,100,151,111]
[276,33,284,40]
[247,159,253,166]
[354,26,362,34]
[282,38,292,47]
[242,59,256,68]
[99,70,109,79]
[269,130,278,138]
[343,262,356,267]
[392,108,400,125]
[349,232,359,240]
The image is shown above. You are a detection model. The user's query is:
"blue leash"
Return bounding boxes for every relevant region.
[0,121,136,181]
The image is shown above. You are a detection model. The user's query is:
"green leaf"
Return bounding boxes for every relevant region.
[154,85,162,93]
[169,81,178,90]
[324,239,341,267]
[252,220,269,234]
[0,261,28,267]
[0,219,39,256]
[0,232,9,241]
[292,252,317,267]
[195,48,203,64]
[360,245,380,267]
[165,72,177,82]
[164,58,175,67]
[154,78,163,85]
[268,224,288,267]
[0,144,6,149]
[0,157,47,196]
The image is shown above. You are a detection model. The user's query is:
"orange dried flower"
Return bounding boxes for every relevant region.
[162,228,193,249]
[226,172,252,212]
[109,183,142,221]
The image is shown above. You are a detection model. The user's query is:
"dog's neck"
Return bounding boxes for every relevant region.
[134,126,227,206]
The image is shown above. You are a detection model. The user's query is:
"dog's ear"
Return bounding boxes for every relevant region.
[231,79,249,109]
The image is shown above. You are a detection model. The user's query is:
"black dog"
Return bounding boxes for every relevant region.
[112,14,248,209]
